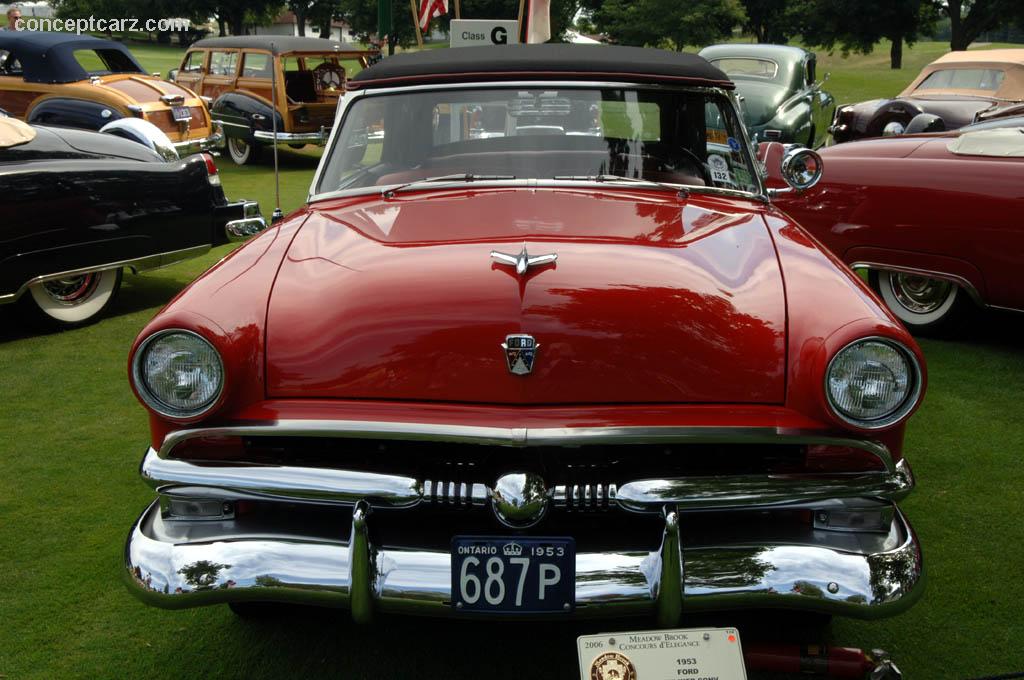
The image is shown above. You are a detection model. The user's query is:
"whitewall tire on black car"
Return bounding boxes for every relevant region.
[870,269,971,334]
[227,137,261,165]
[25,268,122,328]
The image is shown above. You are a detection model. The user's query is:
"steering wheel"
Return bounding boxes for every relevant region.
[630,149,710,185]
[313,62,346,94]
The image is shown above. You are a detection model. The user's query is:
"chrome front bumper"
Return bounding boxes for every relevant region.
[224,201,266,242]
[125,422,924,622]
[124,499,923,622]
[253,127,329,146]
[172,123,225,157]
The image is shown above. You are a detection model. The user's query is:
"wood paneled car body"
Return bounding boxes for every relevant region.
[0,32,221,156]
[170,36,377,165]
[0,115,264,328]
[769,126,1024,333]
[123,45,926,626]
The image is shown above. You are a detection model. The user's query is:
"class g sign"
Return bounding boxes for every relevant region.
[450,19,520,47]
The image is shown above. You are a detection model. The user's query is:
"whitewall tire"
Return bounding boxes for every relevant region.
[870,269,971,334]
[25,268,122,328]
[227,137,262,165]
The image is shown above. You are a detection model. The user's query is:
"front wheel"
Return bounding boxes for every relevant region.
[24,267,122,328]
[227,137,262,165]
[870,269,972,334]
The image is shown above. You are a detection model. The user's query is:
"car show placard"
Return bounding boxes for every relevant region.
[578,628,747,680]
[450,19,520,47]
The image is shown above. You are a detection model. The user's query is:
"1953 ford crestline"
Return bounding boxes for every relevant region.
[123,45,926,625]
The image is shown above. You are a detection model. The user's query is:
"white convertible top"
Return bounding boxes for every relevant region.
[0,117,36,148]
[948,127,1024,157]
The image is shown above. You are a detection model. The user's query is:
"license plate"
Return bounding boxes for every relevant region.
[578,628,747,680]
[171,105,192,122]
[451,536,574,613]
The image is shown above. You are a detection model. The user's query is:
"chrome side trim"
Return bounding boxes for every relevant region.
[156,421,894,471]
[124,500,924,620]
[851,261,984,306]
[0,244,211,305]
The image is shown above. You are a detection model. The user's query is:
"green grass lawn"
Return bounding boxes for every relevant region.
[2,40,1024,679]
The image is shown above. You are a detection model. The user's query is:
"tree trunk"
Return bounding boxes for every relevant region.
[388,39,396,56]
[947,0,968,51]
[218,17,226,37]
[294,9,306,36]
[890,35,903,69]
[231,15,245,36]
[320,22,331,38]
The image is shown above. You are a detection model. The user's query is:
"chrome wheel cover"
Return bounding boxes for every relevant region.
[887,273,953,314]
[41,274,99,305]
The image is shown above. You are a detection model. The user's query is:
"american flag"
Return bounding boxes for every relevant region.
[418,0,448,32]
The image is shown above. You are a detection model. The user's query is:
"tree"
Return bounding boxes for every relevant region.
[941,0,1018,51]
[339,0,415,54]
[590,0,745,50]
[741,0,797,44]
[797,0,937,69]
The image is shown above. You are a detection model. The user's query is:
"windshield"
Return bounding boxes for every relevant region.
[317,86,760,196]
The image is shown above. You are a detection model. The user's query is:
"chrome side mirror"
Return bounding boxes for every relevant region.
[770,146,823,197]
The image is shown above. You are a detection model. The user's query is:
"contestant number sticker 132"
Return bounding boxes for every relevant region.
[577,628,747,680]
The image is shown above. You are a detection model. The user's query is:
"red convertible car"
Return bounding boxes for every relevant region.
[769,126,1024,333]
[123,45,925,626]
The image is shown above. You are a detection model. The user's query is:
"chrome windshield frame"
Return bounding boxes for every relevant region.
[307,80,768,204]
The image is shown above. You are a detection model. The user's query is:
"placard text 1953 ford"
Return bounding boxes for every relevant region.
[123,45,926,625]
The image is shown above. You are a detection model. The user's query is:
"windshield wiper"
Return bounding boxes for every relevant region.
[554,174,689,196]
[382,173,516,198]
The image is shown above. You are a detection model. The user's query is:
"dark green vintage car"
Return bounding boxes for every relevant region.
[699,44,835,148]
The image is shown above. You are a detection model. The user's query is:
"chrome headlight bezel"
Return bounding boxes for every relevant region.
[824,336,922,430]
[132,329,225,419]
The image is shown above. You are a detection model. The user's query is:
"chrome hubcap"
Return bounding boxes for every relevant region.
[229,138,248,156]
[888,273,952,314]
[41,274,98,304]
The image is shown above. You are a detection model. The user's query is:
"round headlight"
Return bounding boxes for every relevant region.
[133,330,224,418]
[826,338,921,429]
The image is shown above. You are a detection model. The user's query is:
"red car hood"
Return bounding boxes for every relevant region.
[266,188,786,404]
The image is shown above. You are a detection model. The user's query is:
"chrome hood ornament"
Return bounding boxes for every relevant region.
[490,243,557,275]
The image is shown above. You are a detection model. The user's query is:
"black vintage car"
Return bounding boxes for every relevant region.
[0,115,265,328]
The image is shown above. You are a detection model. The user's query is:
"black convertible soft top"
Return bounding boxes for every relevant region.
[0,32,145,84]
[349,44,733,90]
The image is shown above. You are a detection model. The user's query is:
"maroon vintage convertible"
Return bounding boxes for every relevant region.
[122,45,926,629]
[769,126,1024,333]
